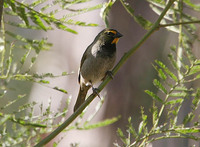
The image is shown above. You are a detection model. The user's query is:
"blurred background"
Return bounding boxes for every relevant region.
[3,0,200,146]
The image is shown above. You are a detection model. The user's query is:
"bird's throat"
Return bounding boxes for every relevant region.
[111,38,119,44]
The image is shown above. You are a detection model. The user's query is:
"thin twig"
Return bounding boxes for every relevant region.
[159,20,200,28]
[0,113,46,128]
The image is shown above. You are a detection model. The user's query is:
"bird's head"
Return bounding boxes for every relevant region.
[96,28,123,45]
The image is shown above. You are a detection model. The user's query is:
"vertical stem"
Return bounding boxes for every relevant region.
[0,13,6,75]
[177,0,183,80]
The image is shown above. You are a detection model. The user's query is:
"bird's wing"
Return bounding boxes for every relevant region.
[78,45,91,83]
[80,49,88,69]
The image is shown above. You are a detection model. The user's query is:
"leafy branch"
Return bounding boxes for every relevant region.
[159,20,200,27]
[5,0,99,32]
[0,0,106,146]
[0,112,47,128]
[114,58,200,146]
[114,0,200,146]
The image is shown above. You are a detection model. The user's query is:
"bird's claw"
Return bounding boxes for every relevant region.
[92,87,101,99]
[106,71,114,79]
[102,71,114,81]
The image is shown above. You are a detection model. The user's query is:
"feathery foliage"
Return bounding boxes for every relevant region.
[114,0,200,146]
[0,0,114,146]
[1,0,200,146]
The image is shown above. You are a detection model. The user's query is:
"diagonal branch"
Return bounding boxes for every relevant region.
[34,0,176,146]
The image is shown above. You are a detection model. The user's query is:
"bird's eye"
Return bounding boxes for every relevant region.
[105,31,114,36]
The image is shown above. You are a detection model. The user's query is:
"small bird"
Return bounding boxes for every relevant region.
[74,28,123,112]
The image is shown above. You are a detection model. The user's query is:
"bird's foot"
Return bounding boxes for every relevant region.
[102,71,114,81]
[106,71,114,79]
[92,86,101,99]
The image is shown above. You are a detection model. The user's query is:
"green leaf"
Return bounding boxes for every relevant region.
[139,107,148,135]
[41,3,53,12]
[188,64,200,76]
[195,74,200,80]
[16,119,47,127]
[18,101,37,112]
[120,0,134,17]
[184,0,200,11]
[141,108,147,122]
[165,68,178,82]
[20,49,31,64]
[7,0,16,13]
[53,87,68,94]
[16,5,29,26]
[29,11,47,31]
[192,89,200,110]
[165,98,183,105]
[53,142,58,147]
[31,57,36,63]
[61,0,91,9]
[83,116,120,130]
[120,0,152,30]
[30,0,49,8]
[153,65,167,80]
[6,31,51,52]
[127,117,137,137]
[153,79,167,94]
[100,0,117,27]
[145,90,163,103]
[138,120,144,135]
[194,59,200,65]
[62,72,68,76]
[175,128,200,134]
[174,86,188,91]
[133,15,153,30]
[168,53,179,70]
[169,92,187,97]
[155,60,178,82]
[64,4,103,18]
[54,22,77,34]
[7,21,53,30]
[183,112,195,125]
[152,104,158,125]
[66,19,98,27]
[38,80,49,84]
[117,128,127,144]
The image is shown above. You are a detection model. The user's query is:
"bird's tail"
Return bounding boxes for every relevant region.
[74,85,91,112]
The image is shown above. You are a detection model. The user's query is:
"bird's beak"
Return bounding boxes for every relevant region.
[112,32,123,44]
[115,32,123,38]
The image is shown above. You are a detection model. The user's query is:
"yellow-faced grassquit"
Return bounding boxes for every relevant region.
[74,28,123,112]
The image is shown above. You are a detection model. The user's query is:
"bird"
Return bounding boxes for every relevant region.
[73,28,123,112]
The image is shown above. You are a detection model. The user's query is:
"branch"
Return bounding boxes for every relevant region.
[0,113,46,128]
[34,0,176,146]
[159,20,200,28]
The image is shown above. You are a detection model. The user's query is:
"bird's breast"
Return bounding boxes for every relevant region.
[80,51,116,84]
